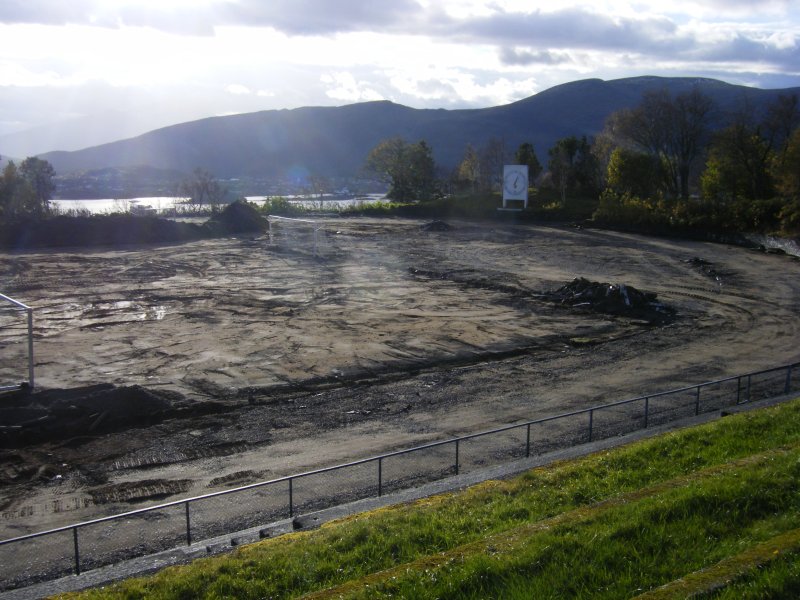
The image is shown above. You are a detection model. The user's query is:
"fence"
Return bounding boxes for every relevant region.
[0,293,34,391]
[1,362,798,590]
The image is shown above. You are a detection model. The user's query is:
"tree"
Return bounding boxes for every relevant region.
[0,156,56,220]
[365,137,436,201]
[478,137,508,191]
[614,88,715,199]
[546,135,598,203]
[548,137,578,204]
[457,144,480,192]
[606,148,665,198]
[775,128,800,200]
[701,122,774,202]
[514,142,543,183]
[700,95,800,204]
[180,168,227,212]
[19,157,56,209]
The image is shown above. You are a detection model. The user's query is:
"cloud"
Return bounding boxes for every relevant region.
[320,71,384,102]
[226,84,252,95]
[226,0,424,35]
[0,0,424,36]
[691,32,800,70]
[500,48,572,66]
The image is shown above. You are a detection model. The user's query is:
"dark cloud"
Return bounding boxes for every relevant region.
[0,0,424,36]
[500,48,572,66]
[225,0,424,35]
[447,8,687,55]
[0,0,96,26]
[692,33,799,70]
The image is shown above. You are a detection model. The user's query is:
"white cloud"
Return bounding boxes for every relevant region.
[0,0,798,151]
[226,84,251,95]
[320,71,384,102]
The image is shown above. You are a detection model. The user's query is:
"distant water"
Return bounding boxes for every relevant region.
[51,195,388,215]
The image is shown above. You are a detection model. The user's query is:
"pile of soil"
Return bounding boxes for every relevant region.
[0,200,266,250]
[546,277,675,324]
[0,384,182,448]
[204,200,267,236]
[420,220,453,232]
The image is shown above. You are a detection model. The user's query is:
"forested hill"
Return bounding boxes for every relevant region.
[40,76,800,179]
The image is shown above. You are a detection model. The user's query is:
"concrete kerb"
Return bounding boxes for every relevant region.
[2,392,794,600]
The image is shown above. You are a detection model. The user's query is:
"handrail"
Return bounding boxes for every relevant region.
[0,361,796,581]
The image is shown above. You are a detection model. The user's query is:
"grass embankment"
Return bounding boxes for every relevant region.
[60,398,800,599]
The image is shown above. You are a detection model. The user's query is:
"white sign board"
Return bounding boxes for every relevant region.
[502,165,528,208]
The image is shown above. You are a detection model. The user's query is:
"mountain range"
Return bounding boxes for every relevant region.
[28,76,800,189]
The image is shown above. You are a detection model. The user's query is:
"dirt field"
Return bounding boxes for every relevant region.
[1,216,799,549]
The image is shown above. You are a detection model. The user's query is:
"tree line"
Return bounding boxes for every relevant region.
[364,87,800,235]
[0,157,56,220]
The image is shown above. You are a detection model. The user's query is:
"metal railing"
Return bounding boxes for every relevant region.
[1,362,797,589]
[0,292,34,391]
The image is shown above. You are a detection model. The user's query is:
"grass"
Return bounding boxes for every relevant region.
[58,398,800,599]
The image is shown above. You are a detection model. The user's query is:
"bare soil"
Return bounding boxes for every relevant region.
[1,216,799,543]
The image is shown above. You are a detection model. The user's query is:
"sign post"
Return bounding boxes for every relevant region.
[501,164,528,210]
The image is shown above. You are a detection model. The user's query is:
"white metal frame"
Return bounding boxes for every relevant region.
[267,215,324,257]
[0,293,34,391]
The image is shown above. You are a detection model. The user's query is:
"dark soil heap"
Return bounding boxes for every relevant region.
[0,384,181,448]
[204,199,267,236]
[0,200,266,250]
[546,277,675,324]
[420,220,453,232]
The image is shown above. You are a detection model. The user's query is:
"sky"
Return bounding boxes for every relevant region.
[1,0,799,154]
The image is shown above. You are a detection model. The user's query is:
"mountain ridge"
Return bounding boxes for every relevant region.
[36,76,800,185]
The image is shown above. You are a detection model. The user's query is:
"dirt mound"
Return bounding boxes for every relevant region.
[420,220,453,232]
[0,384,182,448]
[204,200,267,235]
[0,214,205,249]
[546,277,674,324]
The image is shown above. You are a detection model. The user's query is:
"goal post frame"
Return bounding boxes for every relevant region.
[267,215,324,257]
[0,293,34,391]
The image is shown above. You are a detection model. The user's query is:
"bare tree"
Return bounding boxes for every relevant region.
[615,87,715,199]
[180,168,227,212]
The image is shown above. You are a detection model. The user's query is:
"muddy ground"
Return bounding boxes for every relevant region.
[1,216,799,548]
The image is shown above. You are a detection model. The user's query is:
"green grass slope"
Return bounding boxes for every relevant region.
[59,398,800,599]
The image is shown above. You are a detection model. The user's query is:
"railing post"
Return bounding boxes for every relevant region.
[185,501,192,546]
[525,423,531,458]
[737,376,742,404]
[26,308,34,390]
[786,365,793,394]
[644,397,650,428]
[588,409,594,442]
[73,527,80,576]
[454,440,460,476]
[746,375,751,403]
[288,478,293,519]
[377,458,383,497]
[695,386,701,415]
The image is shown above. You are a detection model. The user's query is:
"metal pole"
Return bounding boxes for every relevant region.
[73,527,80,575]
[377,458,383,497]
[695,386,701,415]
[746,375,751,403]
[26,308,34,390]
[288,478,293,519]
[185,502,192,546]
[737,376,742,404]
[525,423,531,458]
[454,440,460,476]
[644,397,649,428]
[588,409,594,442]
